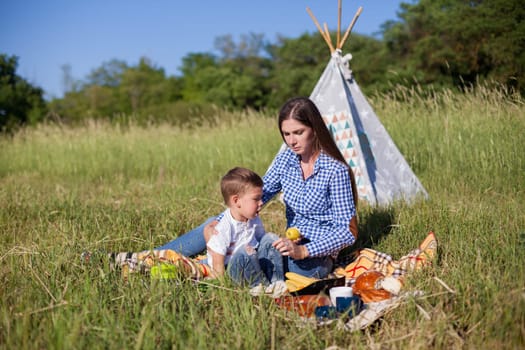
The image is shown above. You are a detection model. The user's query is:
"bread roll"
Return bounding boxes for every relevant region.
[352,271,392,303]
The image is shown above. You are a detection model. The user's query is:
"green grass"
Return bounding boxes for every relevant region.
[1,88,524,349]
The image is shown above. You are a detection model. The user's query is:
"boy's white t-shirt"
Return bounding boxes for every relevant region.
[206,208,265,267]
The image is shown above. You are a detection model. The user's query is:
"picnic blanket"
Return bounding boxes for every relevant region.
[334,231,437,284]
[114,232,437,331]
[275,232,438,330]
[335,231,437,330]
[115,231,436,284]
[113,249,210,280]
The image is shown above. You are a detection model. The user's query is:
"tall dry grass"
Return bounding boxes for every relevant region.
[1,87,524,349]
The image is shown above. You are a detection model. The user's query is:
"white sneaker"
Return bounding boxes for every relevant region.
[249,284,266,297]
[265,280,288,298]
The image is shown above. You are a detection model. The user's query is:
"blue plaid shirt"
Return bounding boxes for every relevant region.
[262,148,356,258]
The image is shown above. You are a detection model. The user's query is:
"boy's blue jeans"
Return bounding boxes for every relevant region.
[227,233,284,287]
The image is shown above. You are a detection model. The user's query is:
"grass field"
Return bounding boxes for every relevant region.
[1,87,524,349]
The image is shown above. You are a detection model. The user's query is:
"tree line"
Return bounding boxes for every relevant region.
[2,0,524,132]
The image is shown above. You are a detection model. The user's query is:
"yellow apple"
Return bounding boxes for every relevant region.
[285,227,301,240]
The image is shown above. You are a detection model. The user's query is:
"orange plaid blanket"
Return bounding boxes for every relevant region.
[334,232,437,285]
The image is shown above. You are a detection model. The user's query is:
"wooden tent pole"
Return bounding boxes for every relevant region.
[339,6,363,49]
[306,7,335,53]
[323,23,335,52]
[337,0,342,48]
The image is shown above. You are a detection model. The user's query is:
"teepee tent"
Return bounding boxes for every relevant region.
[310,50,428,206]
[294,3,428,206]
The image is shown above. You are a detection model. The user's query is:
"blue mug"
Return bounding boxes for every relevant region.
[314,305,338,320]
[336,296,363,317]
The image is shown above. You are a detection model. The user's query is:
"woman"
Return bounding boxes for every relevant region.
[157,97,358,278]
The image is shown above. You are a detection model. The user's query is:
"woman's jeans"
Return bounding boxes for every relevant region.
[286,254,333,279]
[155,217,215,256]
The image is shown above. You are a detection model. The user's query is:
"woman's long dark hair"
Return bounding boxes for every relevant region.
[278,97,358,207]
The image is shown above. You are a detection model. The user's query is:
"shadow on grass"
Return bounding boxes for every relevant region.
[336,206,397,267]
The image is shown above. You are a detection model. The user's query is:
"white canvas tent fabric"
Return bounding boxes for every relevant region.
[309,50,428,206]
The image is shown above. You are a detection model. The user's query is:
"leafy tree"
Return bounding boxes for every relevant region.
[119,57,170,112]
[339,34,390,94]
[44,0,525,127]
[179,53,218,103]
[48,89,90,123]
[265,31,387,105]
[180,35,272,109]
[383,0,525,92]
[200,61,266,108]
[51,57,184,122]
[266,32,328,108]
[213,33,272,108]
[86,59,128,88]
[214,33,267,59]
[0,54,47,131]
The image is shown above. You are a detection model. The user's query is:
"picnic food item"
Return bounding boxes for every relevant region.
[285,227,301,240]
[353,271,383,290]
[380,276,402,295]
[352,270,392,303]
[285,272,319,292]
[286,272,346,295]
[151,263,178,279]
[275,294,331,318]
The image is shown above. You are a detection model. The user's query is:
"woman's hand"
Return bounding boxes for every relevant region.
[272,238,308,260]
[203,220,219,243]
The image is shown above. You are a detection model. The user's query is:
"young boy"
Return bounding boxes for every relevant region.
[206,167,286,297]
[96,167,286,296]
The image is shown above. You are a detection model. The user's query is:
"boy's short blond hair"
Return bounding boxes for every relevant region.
[221,167,263,206]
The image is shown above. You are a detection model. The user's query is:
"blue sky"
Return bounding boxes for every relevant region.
[1,0,406,99]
